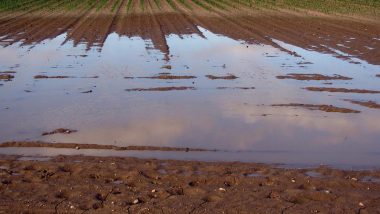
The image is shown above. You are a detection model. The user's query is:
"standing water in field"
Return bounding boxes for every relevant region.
[0,13,380,168]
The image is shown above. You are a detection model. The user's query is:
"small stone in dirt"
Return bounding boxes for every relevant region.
[291,178,296,183]
[161,65,172,70]
[151,189,157,193]
[133,199,140,204]
[359,202,365,207]
[70,205,75,209]
[75,146,80,150]
[42,128,77,136]
[219,188,226,192]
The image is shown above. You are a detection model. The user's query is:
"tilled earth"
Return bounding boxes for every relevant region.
[0,155,380,213]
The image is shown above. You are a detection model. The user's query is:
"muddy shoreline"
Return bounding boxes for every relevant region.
[0,154,379,213]
[0,141,212,152]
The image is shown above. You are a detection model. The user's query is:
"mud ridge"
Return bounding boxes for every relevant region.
[304,87,380,94]
[272,103,360,113]
[206,74,238,80]
[277,73,352,81]
[138,74,196,80]
[344,100,380,109]
[0,141,211,152]
[125,86,195,91]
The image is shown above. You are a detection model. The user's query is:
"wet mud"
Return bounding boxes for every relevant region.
[42,128,78,136]
[272,104,360,113]
[276,73,352,81]
[216,87,255,90]
[344,100,380,109]
[138,74,196,80]
[34,75,73,79]
[0,155,379,213]
[304,87,380,94]
[0,74,14,81]
[205,74,238,80]
[125,87,196,92]
[0,141,210,152]
[0,5,379,65]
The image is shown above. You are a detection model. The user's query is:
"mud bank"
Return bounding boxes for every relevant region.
[0,141,210,152]
[0,155,379,213]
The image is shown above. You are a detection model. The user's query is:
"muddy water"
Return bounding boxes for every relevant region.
[0,26,380,168]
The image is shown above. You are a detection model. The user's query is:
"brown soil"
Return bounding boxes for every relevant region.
[304,87,380,94]
[161,65,172,70]
[0,154,379,213]
[344,100,380,109]
[139,74,196,80]
[0,141,210,152]
[0,74,14,81]
[125,87,195,92]
[276,73,352,81]
[206,74,238,80]
[0,5,379,64]
[42,128,77,136]
[272,103,360,113]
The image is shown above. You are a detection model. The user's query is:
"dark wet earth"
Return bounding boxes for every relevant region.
[1,24,380,168]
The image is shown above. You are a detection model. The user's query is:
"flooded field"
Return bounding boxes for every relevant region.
[2,1,380,213]
[0,1,380,169]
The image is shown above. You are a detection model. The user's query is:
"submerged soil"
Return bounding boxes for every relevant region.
[0,141,210,152]
[304,87,380,94]
[138,74,197,80]
[276,73,352,81]
[42,128,77,136]
[272,104,360,113]
[125,87,196,92]
[0,155,379,213]
[344,100,380,109]
[205,74,238,80]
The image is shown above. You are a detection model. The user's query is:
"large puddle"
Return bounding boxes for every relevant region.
[1,22,380,168]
